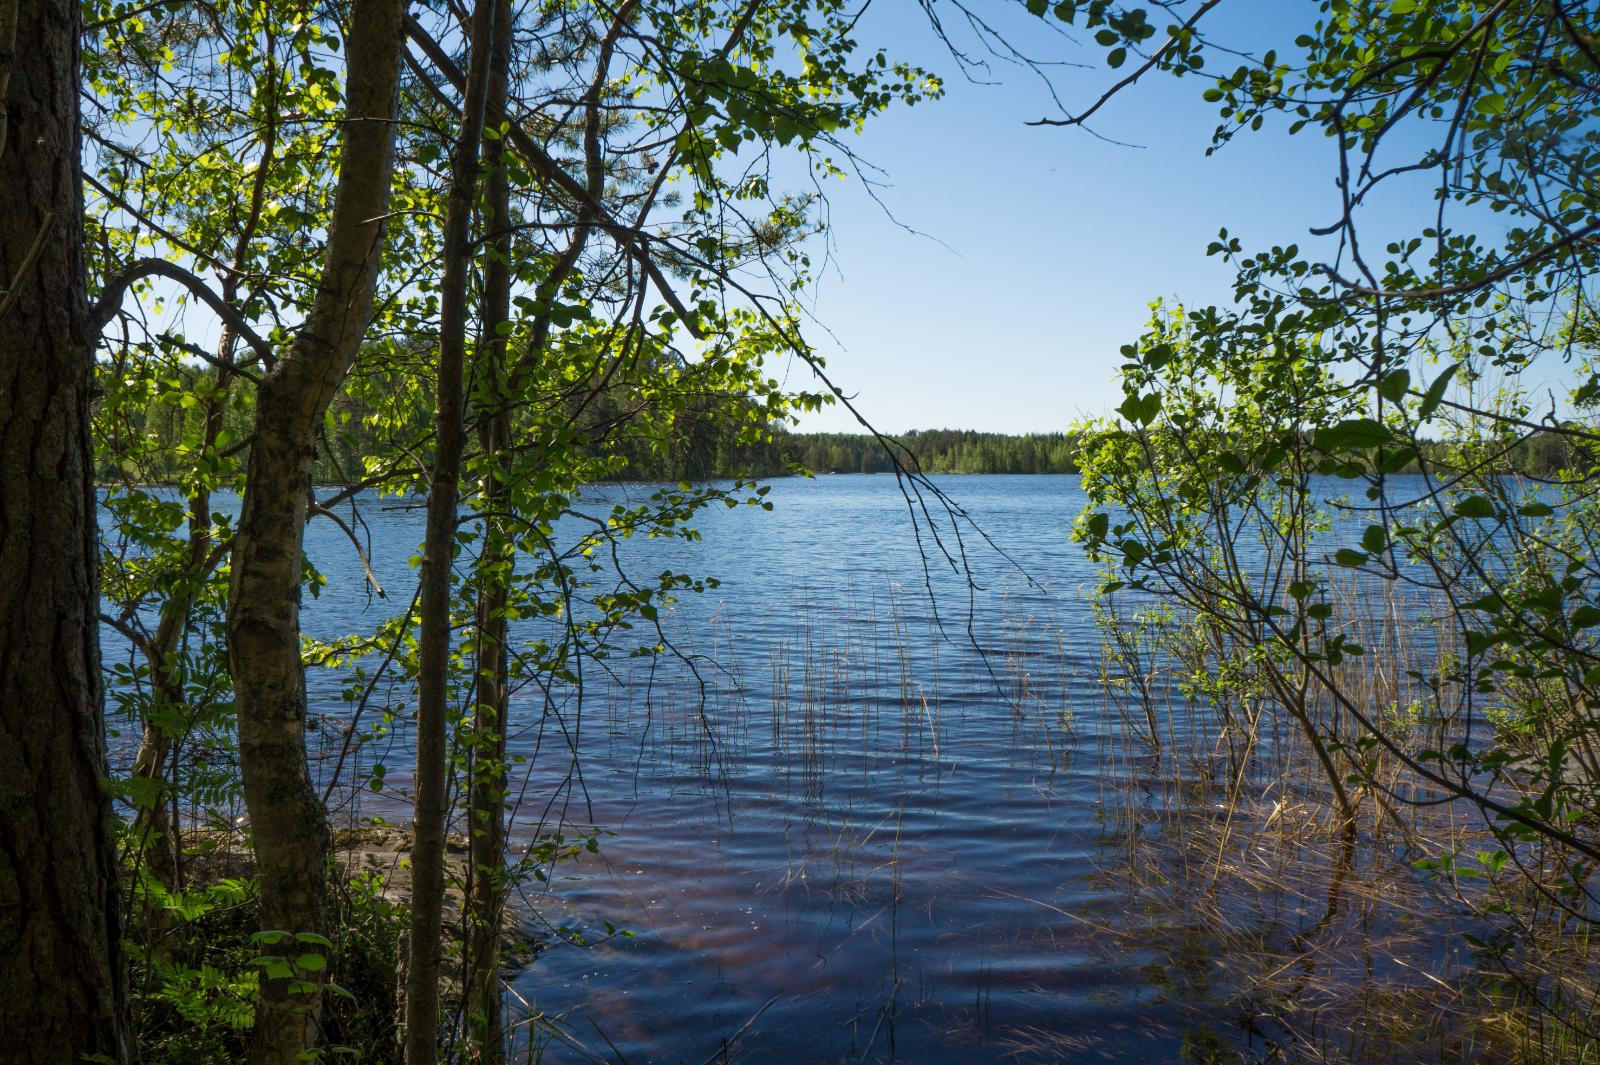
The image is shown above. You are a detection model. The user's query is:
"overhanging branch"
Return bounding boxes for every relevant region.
[91,257,274,363]
[403,14,702,338]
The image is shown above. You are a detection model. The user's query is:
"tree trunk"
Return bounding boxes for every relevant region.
[126,370,237,900]
[130,448,228,897]
[0,0,134,1058]
[225,1,405,1061]
[130,39,275,893]
[463,3,514,1052]
[405,1,496,1060]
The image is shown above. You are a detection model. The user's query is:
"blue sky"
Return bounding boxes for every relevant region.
[121,0,1471,437]
[785,0,1432,434]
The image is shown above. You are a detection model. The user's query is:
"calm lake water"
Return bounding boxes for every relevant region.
[104,475,1227,1062]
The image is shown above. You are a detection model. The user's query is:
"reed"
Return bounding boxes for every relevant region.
[1090,579,1600,1063]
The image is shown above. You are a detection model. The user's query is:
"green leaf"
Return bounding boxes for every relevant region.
[1572,606,1600,630]
[249,956,295,980]
[1334,548,1368,567]
[1418,363,1459,419]
[1377,368,1410,404]
[1314,418,1393,451]
[1116,391,1163,427]
[1452,496,1497,519]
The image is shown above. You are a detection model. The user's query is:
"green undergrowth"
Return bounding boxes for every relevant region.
[127,866,406,1064]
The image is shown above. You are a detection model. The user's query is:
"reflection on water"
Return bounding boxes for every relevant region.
[457,475,1180,1063]
[508,589,1167,1064]
[101,475,1486,1063]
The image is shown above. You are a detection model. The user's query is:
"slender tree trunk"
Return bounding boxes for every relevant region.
[130,29,274,893]
[225,1,405,1061]
[463,431,511,1061]
[129,662,182,893]
[130,410,228,896]
[463,4,514,1052]
[0,0,133,1058]
[406,2,497,1060]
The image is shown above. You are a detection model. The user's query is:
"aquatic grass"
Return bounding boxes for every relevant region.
[221,557,1600,1063]
[1090,580,1600,1063]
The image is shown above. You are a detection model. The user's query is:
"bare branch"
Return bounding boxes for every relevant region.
[1027,0,1224,130]
[90,257,274,362]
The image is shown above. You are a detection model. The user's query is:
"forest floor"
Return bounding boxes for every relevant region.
[181,823,543,976]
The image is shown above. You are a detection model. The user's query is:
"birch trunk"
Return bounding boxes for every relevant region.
[404,0,496,1060]
[225,1,405,1060]
[463,2,515,1051]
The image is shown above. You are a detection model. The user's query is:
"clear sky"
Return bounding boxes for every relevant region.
[124,1,1460,436]
[785,0,1428,435]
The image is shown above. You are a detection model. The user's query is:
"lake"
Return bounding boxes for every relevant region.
[101,474,1244,1062]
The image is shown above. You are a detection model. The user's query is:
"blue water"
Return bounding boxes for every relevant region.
[473,475,1155,1063]
[102,475,1204,1062]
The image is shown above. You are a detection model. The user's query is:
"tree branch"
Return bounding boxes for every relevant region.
[1318,216,1600,302]
[403,13,702,337]
[90,257,274,363]
[1027,0,1223,130]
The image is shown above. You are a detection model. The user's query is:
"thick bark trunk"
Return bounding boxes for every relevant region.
[0,0,134,1059]
[225,2,405,1061]
[463,6,514,1051]
[405,2,496,1060]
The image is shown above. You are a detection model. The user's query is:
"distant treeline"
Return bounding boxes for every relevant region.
[98,370,1577,484]
[94,365,1086,483]
[774,429,1081,475]
[755,427,1579,480]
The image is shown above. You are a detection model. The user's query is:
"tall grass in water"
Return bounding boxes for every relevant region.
[1092,584,1600,1064]
[301,570,1596,1063]
[478,581,1077,1061]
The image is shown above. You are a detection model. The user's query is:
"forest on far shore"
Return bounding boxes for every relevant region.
[13,0,1600,1062]
[98,374,1580,483]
